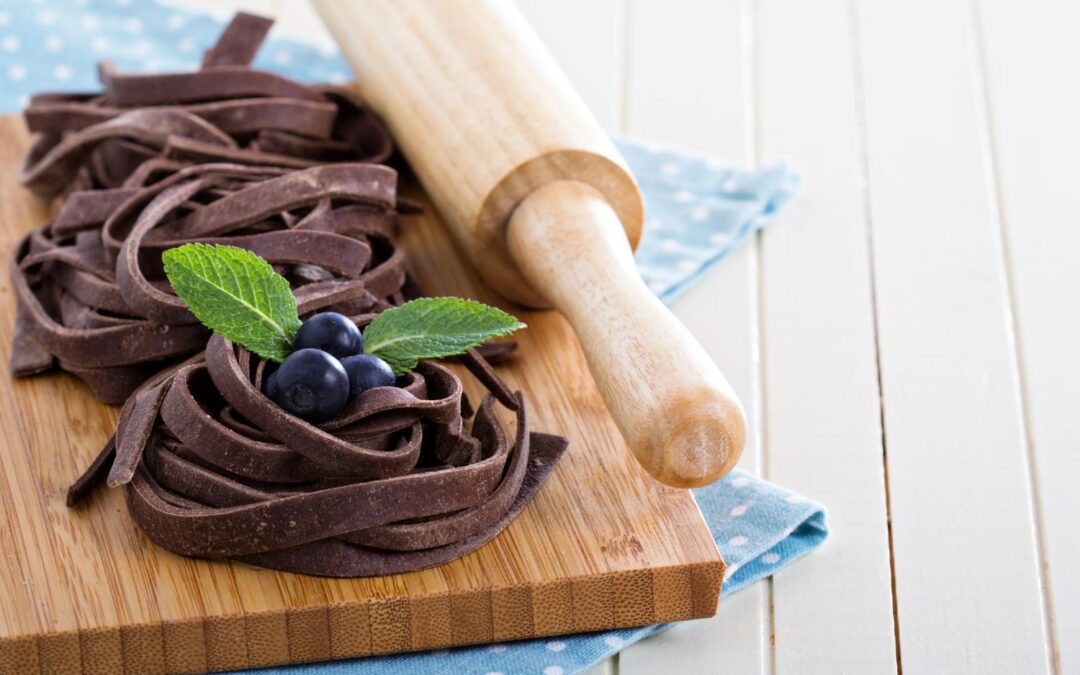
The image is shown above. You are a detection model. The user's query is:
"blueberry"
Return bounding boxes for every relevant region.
[262,369,279,399]
[293,312,363,359]
[341,354,396,396]
[272,348,350,422]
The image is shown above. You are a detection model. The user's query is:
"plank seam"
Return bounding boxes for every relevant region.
[846,0,902,672]
[613,12,631,672]
[967,0,1060,670]
[744,0,776,673]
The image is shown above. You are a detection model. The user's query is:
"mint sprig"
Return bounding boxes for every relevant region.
[163,243,301,362]
[162,244,525,372]
[363,297,525,376]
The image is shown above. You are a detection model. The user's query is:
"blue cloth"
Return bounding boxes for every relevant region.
[618,140,800,302]
[0,2,824,673]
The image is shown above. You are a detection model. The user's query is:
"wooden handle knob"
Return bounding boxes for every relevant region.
[507,181,746,488]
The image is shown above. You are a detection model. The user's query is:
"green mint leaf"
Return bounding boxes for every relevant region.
[162,243,301,363]
[363,297,525,375]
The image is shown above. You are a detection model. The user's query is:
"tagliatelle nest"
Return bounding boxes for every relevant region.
[10,13,413,404]
[12,162,411,403]
[68,331,567,577]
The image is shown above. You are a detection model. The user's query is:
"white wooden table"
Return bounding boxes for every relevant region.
[191,1,1076,672]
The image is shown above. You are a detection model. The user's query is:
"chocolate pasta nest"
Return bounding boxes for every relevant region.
[12,161,409,403]
[68,333,567,577]
[10,13,410,404]
[18,13,393,198]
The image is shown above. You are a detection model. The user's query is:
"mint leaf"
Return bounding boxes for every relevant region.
[162,243,301,363]
[363,297,525,375]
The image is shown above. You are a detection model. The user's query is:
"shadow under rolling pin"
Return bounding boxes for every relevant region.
[313,0,746,488]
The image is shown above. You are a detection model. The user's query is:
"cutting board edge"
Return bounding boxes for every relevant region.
[0,558,724,673]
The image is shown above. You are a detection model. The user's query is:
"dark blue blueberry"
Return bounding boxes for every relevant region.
[293,312,363,359]
[341,354,396,396]
[272,348,350,422]
[262,369,279,400]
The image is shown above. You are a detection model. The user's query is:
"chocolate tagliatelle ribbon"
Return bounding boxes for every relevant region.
[67,334,568,577]
[10,12,412,404]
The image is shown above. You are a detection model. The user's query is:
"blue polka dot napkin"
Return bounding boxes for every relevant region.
[0,2,825,673]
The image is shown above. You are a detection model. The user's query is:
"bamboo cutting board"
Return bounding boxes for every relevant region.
[0,115,724,674]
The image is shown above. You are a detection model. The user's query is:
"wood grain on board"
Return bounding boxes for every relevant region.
[0,115,723,674]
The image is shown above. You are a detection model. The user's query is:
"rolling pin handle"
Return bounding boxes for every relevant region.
[506,180,747,488]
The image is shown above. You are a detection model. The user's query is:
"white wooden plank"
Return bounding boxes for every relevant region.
[756,0,897,672]
[977,0,1078,671]
[582,658,614,675]
[271,0,336,46]
[854,0,1052,672]
[516,0,626,131]
[622,0,751,160]
[159,0,279,22]
[617,1,769,673]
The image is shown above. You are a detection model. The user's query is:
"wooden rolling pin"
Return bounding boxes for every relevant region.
[313,0,745,488]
